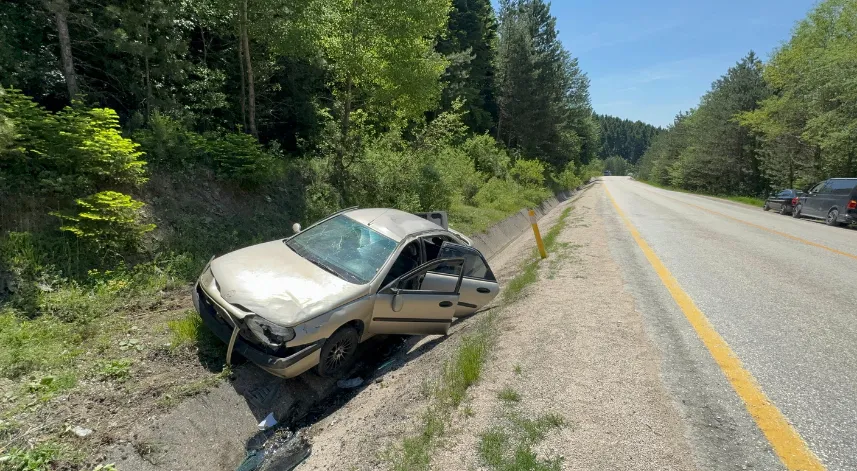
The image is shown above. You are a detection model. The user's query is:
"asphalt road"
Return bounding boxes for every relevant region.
[601,177,857,471]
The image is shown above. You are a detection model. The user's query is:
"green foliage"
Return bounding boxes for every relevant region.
[132,112,206,167]
[509,158,545,187]
[579,158,605,180]
[462,134,510,178]
[97,358,133,382]
[1,442,65,471]
[596,114,661,163]
[551,162,582,190]
[603,156,629,176]
[204,131,279,187]
[497,387,521,402]
[478,412,566,471]
[52,191,154,254]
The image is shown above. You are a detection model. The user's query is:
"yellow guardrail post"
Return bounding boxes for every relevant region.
[528,209,547,259]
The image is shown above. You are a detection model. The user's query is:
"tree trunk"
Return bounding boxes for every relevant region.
[144,19,152,117]
[237,34,247,130]
[50,0,78,101]
[241,0,257,137]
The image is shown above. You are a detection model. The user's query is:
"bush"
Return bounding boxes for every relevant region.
[552,163,582,190]
[461,134,509,178]
[133,112,207,168]
[510,159,546,187]
[204,131,279,187]
[51,191,155,255]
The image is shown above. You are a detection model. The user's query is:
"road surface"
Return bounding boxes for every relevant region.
[603,177,857,470]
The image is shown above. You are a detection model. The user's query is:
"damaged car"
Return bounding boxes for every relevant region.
[192,208,499,378]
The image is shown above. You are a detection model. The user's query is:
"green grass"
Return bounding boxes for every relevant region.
[96,359,133,382]
[513,364,522,375]
[639,180,766,207]
[497,387,521,403]
[502,259,539,303]
[167,310,208,350]
[477,412,567,471]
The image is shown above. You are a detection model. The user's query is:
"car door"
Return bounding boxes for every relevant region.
[420,242,499,317]
[369,258,465,336]
[815,180,835,215]
[803,182,826,217]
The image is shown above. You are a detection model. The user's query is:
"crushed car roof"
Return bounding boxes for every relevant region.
[344,208,443,242]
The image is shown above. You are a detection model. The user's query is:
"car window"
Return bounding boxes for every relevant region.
[778,190,791,198]
[285,215,398,284]
[819,181,834,194]
[431,243,496,281]
[831,180,857,195]
[381,241,422,288]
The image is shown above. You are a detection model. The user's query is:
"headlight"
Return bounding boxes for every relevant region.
[245,315,296,348]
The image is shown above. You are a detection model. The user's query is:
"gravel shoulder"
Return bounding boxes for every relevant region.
[430,185,697,470]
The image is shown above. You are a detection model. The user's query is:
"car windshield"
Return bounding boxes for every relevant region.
[285,215,398,284]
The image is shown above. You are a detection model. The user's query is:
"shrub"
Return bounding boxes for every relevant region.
[552,162,582,190]
[133,112,207,168]
[204,131,279,187]
[461,134,509,178]
[51,191,155,254]
[510,159,546,187]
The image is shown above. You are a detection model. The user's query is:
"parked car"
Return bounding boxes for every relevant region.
[763,189,802,215]
[793,178,857,226]
[192,208,499,379]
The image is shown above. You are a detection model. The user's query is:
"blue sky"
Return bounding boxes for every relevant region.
[544,0,817,127]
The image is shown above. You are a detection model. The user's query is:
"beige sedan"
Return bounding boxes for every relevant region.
[192,208,499,378]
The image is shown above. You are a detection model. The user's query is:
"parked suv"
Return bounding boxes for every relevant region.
[793,178,857,226]
[764,189,802,215]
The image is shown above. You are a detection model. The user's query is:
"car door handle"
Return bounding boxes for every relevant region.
[439,301,453,307]
[476,287,491,293]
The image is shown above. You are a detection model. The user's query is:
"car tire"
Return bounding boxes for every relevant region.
[317,326,359,378]
[763,203,770,211]
[792,204,802,218]
[780,205,788,215]
[826,209,842,227]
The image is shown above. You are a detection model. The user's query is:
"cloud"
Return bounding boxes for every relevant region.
[569,19,682,54]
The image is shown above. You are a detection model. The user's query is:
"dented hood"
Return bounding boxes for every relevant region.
[209,240,368,326]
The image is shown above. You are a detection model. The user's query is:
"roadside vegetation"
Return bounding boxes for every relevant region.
[641,180,767,208]
[0,0,606,466]
[638,0,857,197]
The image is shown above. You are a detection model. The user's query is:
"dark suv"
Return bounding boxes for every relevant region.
[793,178,857,226]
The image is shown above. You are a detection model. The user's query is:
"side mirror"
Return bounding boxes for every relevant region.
[292,223,302,234]
[391,288,404,312]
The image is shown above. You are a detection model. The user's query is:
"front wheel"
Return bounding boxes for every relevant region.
[317,326,359,378]
[792,204,802,218]
[780,205,788,215]
[826,209,842,227]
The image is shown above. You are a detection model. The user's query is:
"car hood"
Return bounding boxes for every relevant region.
[209,240,369,326]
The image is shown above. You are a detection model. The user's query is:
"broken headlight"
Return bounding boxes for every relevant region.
[245,315,296,348]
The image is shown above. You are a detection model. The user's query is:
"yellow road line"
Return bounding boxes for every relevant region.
[604,185,825,471]
[641,184,857,261]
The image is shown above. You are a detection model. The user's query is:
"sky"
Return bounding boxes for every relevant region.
[544,0,817,127]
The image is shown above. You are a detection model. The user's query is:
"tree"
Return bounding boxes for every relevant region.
[318,0,451,195]
[436,0,498,135]
[46,0,78,100]
[595,114,661,163]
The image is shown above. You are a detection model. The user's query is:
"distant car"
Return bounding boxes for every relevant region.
[603,170,612,176]
[193,208,499,379]
[793,178,857,226]
[763,189,802,215]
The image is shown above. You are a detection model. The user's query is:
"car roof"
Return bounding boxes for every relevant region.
[344,208,444,242]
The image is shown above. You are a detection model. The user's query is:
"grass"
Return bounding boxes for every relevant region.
[513,364,522,375]
[167,309,209,350]
[640,180,766,207]
[96,359,133,382]
[477,412,567,471]
[497,387,521,403]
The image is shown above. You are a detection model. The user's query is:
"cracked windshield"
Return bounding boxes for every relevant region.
[1,0,853,470]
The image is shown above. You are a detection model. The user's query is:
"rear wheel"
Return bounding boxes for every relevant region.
[826,209,842,227]
[780,205,788,215]
[763,203,770,211]
[317,326,359,378]
[792,204,802,218]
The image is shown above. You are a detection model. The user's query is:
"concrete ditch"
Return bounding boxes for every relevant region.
[104,184,588,471]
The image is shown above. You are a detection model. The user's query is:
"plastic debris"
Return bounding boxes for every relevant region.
[376,360,395,371]
[258,412,277,431]
[72,426,93,437]
[336,377,363,389]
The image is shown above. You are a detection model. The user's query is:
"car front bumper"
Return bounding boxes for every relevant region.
[193,284,323,378]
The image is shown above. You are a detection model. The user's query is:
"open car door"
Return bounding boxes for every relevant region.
[421,242,499,317]
[369,258,465,336]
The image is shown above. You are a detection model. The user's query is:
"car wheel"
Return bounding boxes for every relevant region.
[792,204,802,218]
[317,326,359,378]
[780,205,788,215]
[826,209,842,227]
[763,203,770,211]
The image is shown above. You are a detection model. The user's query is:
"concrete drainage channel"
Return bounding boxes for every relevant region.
[105,184,588,471]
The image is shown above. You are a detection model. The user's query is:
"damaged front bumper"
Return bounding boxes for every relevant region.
[193,284,323,378]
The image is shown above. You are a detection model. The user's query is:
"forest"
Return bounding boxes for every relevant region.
[638,0,857,196]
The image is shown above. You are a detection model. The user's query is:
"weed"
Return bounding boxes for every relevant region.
[97,359,132,382]
[1,442,64,471]
[23,373,77,400]
[497,387,521,403]
[463,405,474,417]
[167,310,205,350]
[478,412,567,471]
[502,260,538,303]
